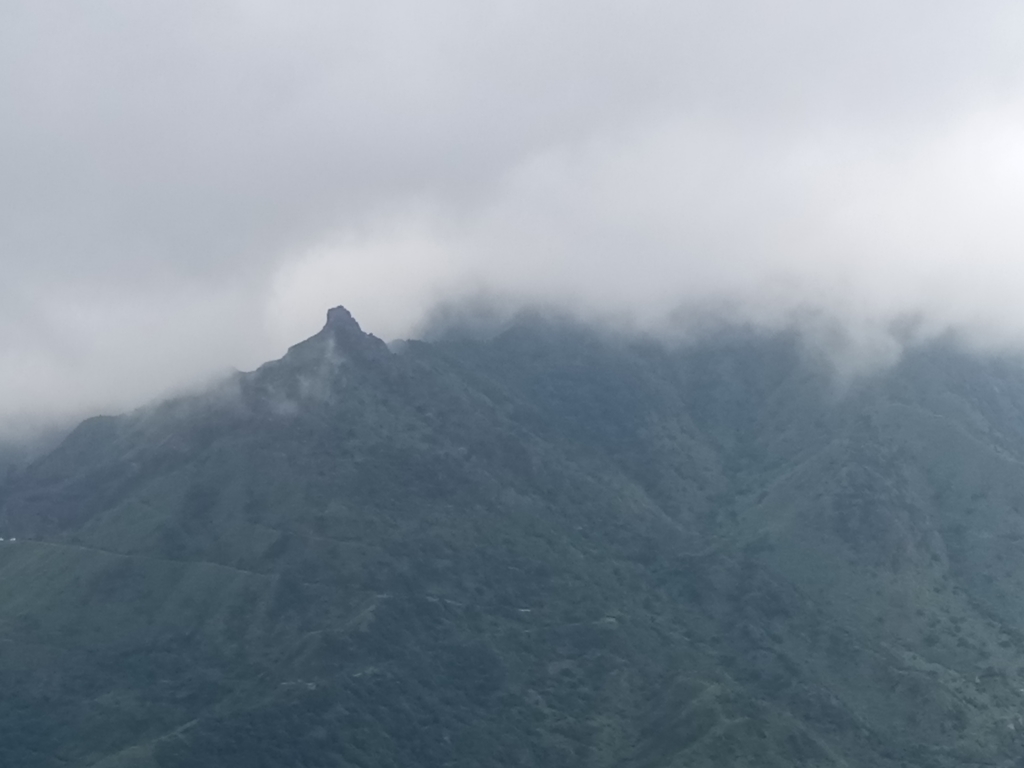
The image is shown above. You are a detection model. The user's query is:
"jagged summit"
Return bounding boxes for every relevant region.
[317,304,390,359]
[236,305,394,416]
[324,305,362,335]
[269,306,390,374]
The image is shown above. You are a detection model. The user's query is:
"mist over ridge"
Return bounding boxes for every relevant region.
[4,290,1024,444]
[5,0,1024,431]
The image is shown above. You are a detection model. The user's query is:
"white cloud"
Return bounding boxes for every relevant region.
[4,0,1024,430]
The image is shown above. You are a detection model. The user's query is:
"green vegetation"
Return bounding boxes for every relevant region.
[2,307,1024,766]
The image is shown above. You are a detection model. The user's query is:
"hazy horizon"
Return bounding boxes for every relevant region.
[5,0,1024,433]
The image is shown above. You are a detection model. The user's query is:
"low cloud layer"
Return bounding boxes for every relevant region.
[4,0,1024,431]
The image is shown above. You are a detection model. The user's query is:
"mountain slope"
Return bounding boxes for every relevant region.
[3,307,1024,766]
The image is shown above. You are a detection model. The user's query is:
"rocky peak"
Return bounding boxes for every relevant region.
[324,305,362,335]
[320,305,390,359]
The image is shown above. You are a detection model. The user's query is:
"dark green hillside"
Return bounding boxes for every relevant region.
[4,307,1024,766]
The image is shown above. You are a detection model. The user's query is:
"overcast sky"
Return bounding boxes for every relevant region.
[4,0,1024,432]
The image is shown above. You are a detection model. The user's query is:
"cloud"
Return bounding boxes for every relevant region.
[3,0,1024,430]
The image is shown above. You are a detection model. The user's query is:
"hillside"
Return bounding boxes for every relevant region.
[3,306,1024,766]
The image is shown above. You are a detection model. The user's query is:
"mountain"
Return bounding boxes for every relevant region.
[4,306,1024,766]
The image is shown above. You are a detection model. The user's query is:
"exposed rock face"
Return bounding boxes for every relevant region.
[322,304,390,358]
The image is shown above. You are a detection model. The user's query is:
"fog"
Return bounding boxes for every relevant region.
[4,0,1024,432]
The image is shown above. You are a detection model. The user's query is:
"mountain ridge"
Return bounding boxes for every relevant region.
[2,307,1024,766]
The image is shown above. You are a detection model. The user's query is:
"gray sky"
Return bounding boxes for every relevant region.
[4,0,1024,432]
